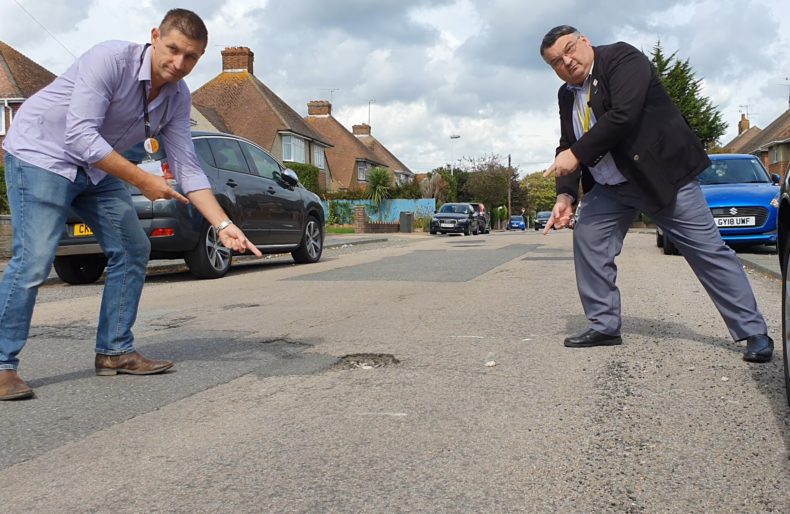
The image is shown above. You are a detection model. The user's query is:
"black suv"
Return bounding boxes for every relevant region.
[54,132,325,284]
[468,202,490,234]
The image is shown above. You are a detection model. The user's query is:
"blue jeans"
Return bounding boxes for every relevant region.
[0,154,151,370]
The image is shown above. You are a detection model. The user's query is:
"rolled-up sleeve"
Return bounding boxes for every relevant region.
[160,87,211,194]
[63,45,117,165]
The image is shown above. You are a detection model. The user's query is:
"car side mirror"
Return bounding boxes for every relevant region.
[282,168,299,187]
[771,173,781,184]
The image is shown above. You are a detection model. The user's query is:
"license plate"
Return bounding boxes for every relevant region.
[72,223,94,237]
[715,216,755,227]
[440,223,454,228]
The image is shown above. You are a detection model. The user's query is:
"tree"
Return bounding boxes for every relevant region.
[522,171,557,216]
[0,164,7,214]
[650,41,727,148]
[365,167,393,222]
[463,154,517,218]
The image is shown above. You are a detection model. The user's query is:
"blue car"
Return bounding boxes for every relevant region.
[658,154,780,254]
[507,215,526,230]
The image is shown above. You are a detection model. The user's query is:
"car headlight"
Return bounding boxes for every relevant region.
[771,194,780,208]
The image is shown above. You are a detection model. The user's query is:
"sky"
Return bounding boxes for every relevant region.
[2,0,790,175]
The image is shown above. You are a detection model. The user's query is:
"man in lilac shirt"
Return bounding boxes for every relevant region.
[0,9,261,400]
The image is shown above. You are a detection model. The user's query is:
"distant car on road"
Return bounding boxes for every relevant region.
[657,153,779,255]
[54,131,326,284]
[430,203,481,235]
[507,215,526,231]
[468,202,490,234]
[534,211,552,231]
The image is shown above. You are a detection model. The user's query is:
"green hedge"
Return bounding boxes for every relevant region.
[284,162,321,195]
[0,164,7,215]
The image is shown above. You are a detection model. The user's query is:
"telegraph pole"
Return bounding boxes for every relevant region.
[507,154,512,223]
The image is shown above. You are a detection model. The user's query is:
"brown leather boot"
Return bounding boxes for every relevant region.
[95,351,173,376]
[0,370,35,400]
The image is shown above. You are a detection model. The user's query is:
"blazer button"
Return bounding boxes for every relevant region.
[633,154,640,161]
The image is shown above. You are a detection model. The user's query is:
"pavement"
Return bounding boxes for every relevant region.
[0,228,781,283]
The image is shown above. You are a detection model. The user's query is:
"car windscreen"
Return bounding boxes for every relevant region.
[510,216,522,221]
[698,158,771,185]
[439,204,468,214]
[536,211,551,218]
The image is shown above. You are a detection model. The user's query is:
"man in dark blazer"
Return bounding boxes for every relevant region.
[539,25,773,362]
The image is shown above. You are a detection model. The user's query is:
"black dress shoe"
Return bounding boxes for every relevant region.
[564,329,622,348]
[742,334,773,363]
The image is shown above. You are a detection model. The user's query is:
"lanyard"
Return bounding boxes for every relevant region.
[574,79,592,134]
[139,43,160,157]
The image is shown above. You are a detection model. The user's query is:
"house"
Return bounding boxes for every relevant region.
[721,113,762,154]
[0,41,56,160]
[304,100,386,191]
[191,47,333,190]
[722,111,790,176]
[352,123,414,185]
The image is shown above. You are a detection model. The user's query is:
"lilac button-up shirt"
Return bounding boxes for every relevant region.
[3,40,210,193]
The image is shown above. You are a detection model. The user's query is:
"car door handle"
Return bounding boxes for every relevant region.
[226,179,238,188]
[267,187,277,194]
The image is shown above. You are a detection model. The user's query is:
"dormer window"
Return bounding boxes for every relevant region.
[282,135,305,163]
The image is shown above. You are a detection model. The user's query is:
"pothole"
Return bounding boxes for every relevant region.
[332,353,400,370]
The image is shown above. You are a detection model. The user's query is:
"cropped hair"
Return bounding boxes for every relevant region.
[540,25,580,57]
[159,8,208,45]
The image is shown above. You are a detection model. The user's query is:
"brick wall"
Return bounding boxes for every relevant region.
[353,205,400,233]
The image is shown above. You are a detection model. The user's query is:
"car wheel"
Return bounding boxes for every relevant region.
[656,229,664,248]
[662,232,679,255]
[473,224,479,235]
[184,221,232,279]
[53,254,108,285]
[783,241,790,406]
[429,230,437,235]
[464,224,471,236]
[292,215,323,264]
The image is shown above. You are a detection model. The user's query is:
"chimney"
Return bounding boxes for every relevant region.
[221,47,254,74]
[738,113,750,134]
[352,123,371,136]
[307,100,332,116]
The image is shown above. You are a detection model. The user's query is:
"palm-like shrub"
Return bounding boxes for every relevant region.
[365,167,393,222]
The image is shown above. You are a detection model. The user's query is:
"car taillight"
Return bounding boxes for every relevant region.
[150,228,175,237]
[161,161,175,181]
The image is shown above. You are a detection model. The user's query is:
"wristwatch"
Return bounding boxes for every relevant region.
[215,220,233,233]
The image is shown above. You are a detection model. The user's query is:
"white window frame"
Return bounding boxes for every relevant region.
[282,134,305,163]
[357,161,368,182]
[312,145,325,169]
[772,146,780,164]
[0,105,6,136]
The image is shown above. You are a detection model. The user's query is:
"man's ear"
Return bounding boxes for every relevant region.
[150,27,160,44]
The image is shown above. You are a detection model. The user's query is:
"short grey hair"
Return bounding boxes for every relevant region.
[540,25,580,57]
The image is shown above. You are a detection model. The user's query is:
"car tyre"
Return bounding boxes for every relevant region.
[782,241,790,406]
[184,221,232,279]
[53,254,108,285]
[292,215,323,264]
[662,233,679,255]
[429,229,437,235]
[656,229,664,248]
[464,224,471,236]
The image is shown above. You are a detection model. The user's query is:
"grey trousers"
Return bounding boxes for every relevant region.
[573,179,767,341]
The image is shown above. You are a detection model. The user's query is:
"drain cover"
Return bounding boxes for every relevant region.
[333,353,400,370]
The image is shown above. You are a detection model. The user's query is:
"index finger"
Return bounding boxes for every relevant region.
[245,239,262,257]
[166,188,190,205]
[542,213,556,235]
[543,165,555,178]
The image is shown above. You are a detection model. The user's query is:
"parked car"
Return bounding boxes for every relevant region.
[429,203,481,235]
[534,211,552,231]
[507,215,526,231]
[776,161,790,405]
[468,202,490,234]
[657,153,780,255]
[54,131,326,284]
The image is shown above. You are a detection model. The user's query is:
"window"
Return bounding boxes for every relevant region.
[0,106,6,136]
[193,138,215,167]
[312,145,325,169]
[207,138,250,174]
[357,161,368,181]
[773,147,780,164]
[244,143,282,180]
[282,135,305,163]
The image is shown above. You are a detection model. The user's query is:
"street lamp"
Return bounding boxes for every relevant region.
[449,134,460,176]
